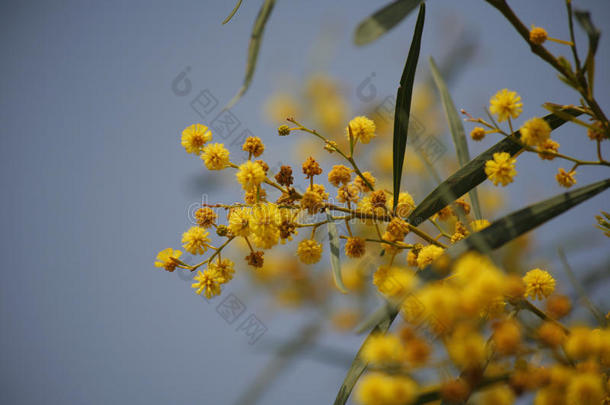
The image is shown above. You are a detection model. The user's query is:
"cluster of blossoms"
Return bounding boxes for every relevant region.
[156,84,609,404]
[156,15,610,401]
[157,108,515,300]
[356,251,610,405]
[465,87,607,190]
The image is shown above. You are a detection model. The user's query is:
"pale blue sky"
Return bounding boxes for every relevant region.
[1,1,609,404]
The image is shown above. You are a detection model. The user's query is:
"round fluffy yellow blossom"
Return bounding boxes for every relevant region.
[401,294,427,324]
[387,376,418,405]
[345,236,366,258]
[452,252,497,286]
[355,373,418,405]
[385,217,410,241]
[546,294,572,318]
[181,123,212,154]
[537,321,566,347]
[566,373,604,405]
[337,184,360,203]
[489,89,523,122]
[470,126,486,141]
[302,156,322,178]
[194,207,217,228]
[307,183,329,200]
[347,116,376,144]
[242,136,265,157]
[460,265,506,315]
[556,168,576,188]
[228,207,251,237]
[357,195,385,224]
[529,26,548,45]
[209,258,235,283]
[296,239,322,264]
[477,384,515,405]
[236,160,266,190]
[277,125,291,136]
[200,143,230,170]
[520,117,551,146]
[470,219,491,232]
[416,245,444,269]
[341,264,366,292]
[373,266,418,299]
[355,373,392,405]
[249,204,281,249]
[362,333,404,364]
[492,319,522,355]
[538,139,560,160]
[402,337,431,367]
[354,171,376,192]
[328,165,352,187]
[418,284,460,332]
[564,326,598,360]
[389,192,416,218]
[300,190,323,215]
[485,152,517,186]
[154,248,183,272]
[523,268,555,300]
[447,327,488,370]
[191,268,223,299]
[181,226,211,255]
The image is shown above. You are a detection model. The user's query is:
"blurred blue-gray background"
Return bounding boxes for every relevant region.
[1,1,609,404]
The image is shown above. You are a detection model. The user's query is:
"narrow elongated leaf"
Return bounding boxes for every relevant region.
[327,210,348,294]
[407,108,582,226]
[393,3,425,211]
[222,0,243,24]
[574,9,600,88]
[225,0,275,109]
[333,310,399,405]
[354,301,396,334]
[429,56,482,220]
[437,179,610,263]
[354,0,423,46]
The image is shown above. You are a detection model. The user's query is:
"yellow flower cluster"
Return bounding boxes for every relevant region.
[160,62,610,405]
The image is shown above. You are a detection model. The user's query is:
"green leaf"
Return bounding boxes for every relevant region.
[354,302,397,334]
[333,310,399,405]
[225,0,275,109]
[393,3,426,211]
[407,108,582,226]
[429,56,482,220]
[573,9,600,89]
[437,179,610,264]
[326,210,348,294]
[222,0,243,24]
[354,0,423,46]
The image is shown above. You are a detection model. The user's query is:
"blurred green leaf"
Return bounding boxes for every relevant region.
[222,0,243,24]
[429,56,482,220]
[333,310,398,405]
[327,210,348,294]
[354,0,423,46]
[393,3,426,211]
[407,108,582,226]
[574,9,600,89]
[226,0,275,109]
[354,302,397,334]
[443,179,610,259]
